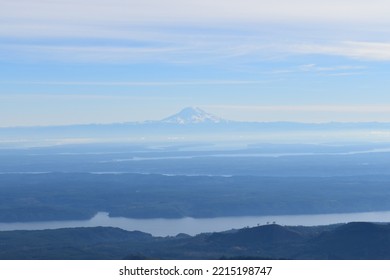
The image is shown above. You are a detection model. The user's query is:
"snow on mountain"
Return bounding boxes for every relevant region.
[161,107,226,124]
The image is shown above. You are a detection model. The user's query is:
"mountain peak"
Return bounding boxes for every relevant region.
[161,107,226,124]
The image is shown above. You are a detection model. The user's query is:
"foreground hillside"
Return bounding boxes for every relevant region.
[1,222,390,260]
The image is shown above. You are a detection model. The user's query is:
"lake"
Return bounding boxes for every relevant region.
[1,211,390,236]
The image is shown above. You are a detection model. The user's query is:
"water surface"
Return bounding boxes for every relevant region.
[1,211,390,236]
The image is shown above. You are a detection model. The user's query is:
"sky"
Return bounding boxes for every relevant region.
[1,0,390,126]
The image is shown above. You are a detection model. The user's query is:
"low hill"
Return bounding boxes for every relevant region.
[1,222,390,260]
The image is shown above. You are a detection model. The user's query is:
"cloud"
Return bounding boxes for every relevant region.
[207,104,390,113]
[0,80,269,87]
[205,104,390,122]
[298,64,365,72]
[1,0,390,41]
[3,40,390,64]
[2,0,390,28]
[1,1,390,63]
[292,41,390,61]
[0,44,186,63]
[267,64,366,76]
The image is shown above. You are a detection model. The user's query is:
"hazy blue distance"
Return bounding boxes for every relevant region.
[1,0,390,126]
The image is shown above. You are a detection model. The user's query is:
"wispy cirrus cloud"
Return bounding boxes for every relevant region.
[0,80,270,87]
[205,104,390,122]
[267,64,366,77]
[1,0,390,64]
[207,104,390,113]
[2,0,390,30]
[291,41,390,61]
[0,44,188,63]
[298,64,365,72]
[2,40,390,64]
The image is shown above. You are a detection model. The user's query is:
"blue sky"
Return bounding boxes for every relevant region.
[1,0,390,126]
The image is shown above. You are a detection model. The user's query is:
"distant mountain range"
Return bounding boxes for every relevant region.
[1,107,390,146]
[5,106,390,128]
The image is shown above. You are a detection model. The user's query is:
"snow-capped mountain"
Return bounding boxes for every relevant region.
[161,107,226,124]
[3,106,390,148]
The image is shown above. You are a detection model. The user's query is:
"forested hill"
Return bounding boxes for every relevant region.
[1,173,390,222]
[1,222,390,260]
